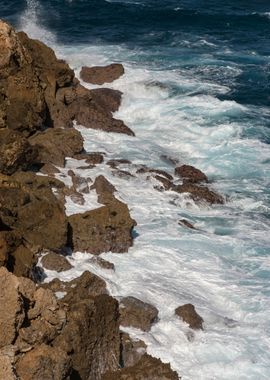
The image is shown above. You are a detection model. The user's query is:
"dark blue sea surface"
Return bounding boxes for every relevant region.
[1,0,270,109]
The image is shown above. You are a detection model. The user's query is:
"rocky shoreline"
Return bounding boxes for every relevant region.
[0,20,224,379]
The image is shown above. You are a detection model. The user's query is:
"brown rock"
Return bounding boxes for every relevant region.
[43,270,107,302]
[80,63,125,85]
[0,346,17,380]
[10,244,37,278]
[30,128,84,167]
[0,22,47,136]
[54,294,120,380]
[68,197,136,254]
[173,183,224,204]
[0,231,8,268]
[175,165,208,184]
[119,296,158,332]
[107,159,131,168]
[102,353,179,380]
[68,169,90,194]
[39,163,60,175]
[16,344,71,380]
[0,172,68,252]
[175,303,204,330]
[120,332,146,368]
[90,256,115,271]
[0,267,25,348]
[90,175,116,204]
[137,167,173,181]
[113,169,134,179]
[41,252,72,272]
[91,88,123,113]
[154,175,173,191]
[0,129,38,175]
[178,219,195,229]
[75,152,105,165]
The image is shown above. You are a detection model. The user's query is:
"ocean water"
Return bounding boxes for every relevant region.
[1,1,270,379]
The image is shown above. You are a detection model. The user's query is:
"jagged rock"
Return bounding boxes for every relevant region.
[107,159,131,168]
[10,244,37,278]
[41,252,73,272]
[54,294,120,380]
[17,31,75,130]
[29,128,84,167]
[154,175,173,191]
[137,167,173,181]
[0,267,25,348]
[75,152,105,165]
[0,129,38,175]
[0,172,67,254]
[113,169,134,179]
[173,183,224,204]
[90,256,115,271]
[175,304,204,330]
[0,22,46,135]
[178,219,195,229]
[120,332,146,368]
[16,344,71,380]
[175,165,208,184]
[0,346,17,380]
[68,169,90,194]
[68,197,136,255]
[43,271,107,302]
[102,353,179,380]
[90,175,116,204]
[80,63,125,85]
[39,163,60,175]
[68,85,134,136]
[0,231,9,268]
[119,296,158,332]
[91,88,123,113]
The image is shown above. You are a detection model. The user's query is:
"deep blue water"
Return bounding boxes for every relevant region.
[1,0,270,110]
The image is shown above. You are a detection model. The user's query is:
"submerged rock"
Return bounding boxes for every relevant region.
[120,332,146,368]
[173,183,224,204]
[119,296,159,332]
[175,303,204,330]
[41,252,73,273]
[80,63,125,85]
[175,165,208,184]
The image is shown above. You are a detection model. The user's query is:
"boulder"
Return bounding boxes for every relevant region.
[68,169,90,194]
[107,159,131,169]
[91,88,123,113]
[174,165,208,184]
[90,175,116,204]
[41,252,73,272]
[0,172,68,253]
[16,344,71,380]
[80,63,125,85]
[68,87,134,136]
[173,183,224,204]
[120,332,146,368]
[29,128,84,167]
[0,22,46,136]
[0,129,38,175]
[119,296,158,332]
[43,271,107,302]
[54,294,120,380]
[102,354,179,380]
[68,197,136,254]
[90,256,115,271]
[175,303,204,330]
[75,152,105,165]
